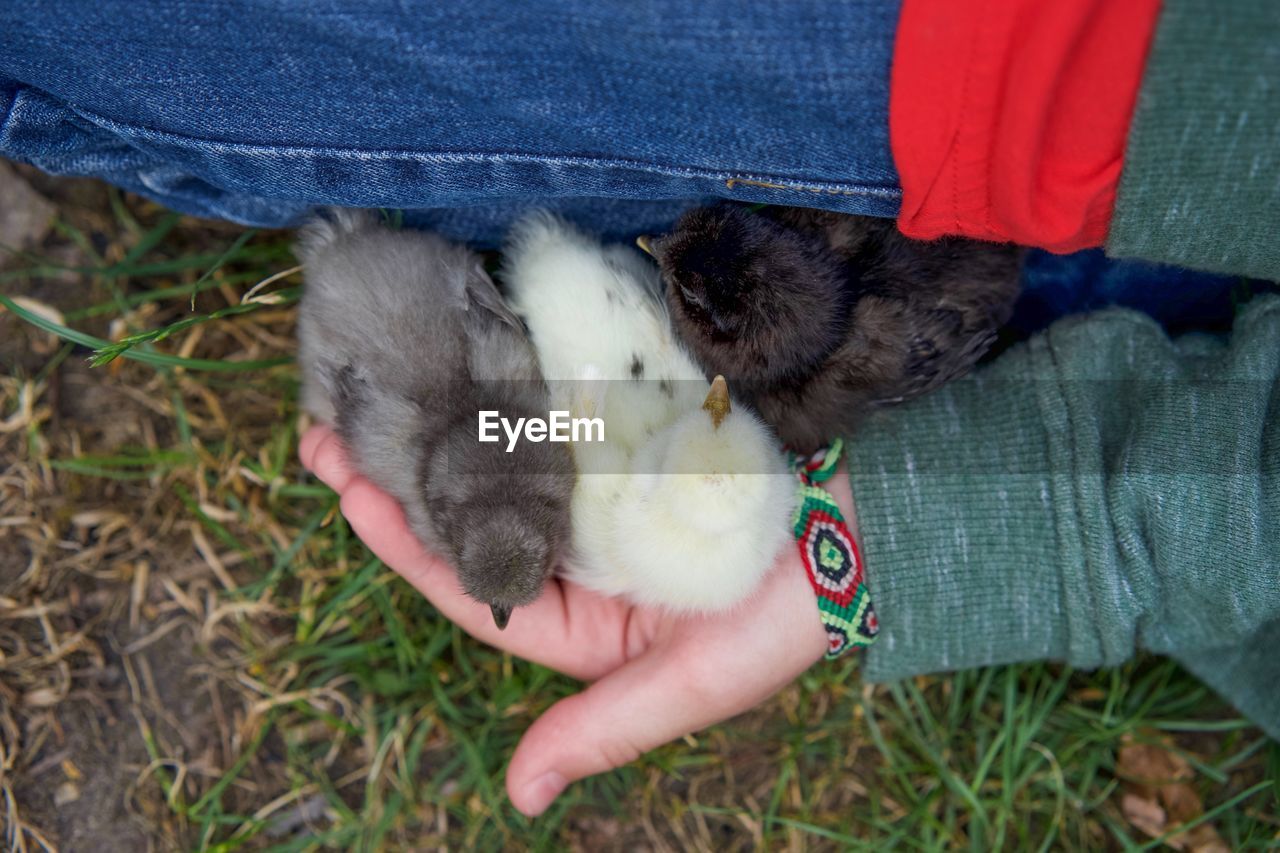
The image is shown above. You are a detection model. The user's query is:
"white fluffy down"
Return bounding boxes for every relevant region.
[503,212,705,452]
[504,213,796,612]
[503,211,701,385]
[565,405,796,612]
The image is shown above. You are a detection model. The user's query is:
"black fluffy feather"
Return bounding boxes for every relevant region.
[649,204,1025,452]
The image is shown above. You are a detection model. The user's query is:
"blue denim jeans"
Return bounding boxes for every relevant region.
[2,0,1259,326]
[0,0,901,244]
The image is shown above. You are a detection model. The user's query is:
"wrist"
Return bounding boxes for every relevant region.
[790,440,879,659]
[776,543,838,666]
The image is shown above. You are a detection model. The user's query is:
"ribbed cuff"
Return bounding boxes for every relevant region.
[845,338,1080,683]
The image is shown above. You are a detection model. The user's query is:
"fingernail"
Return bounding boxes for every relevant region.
[522,771,567,816]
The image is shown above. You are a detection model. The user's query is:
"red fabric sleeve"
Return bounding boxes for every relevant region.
[889,0,1162,253]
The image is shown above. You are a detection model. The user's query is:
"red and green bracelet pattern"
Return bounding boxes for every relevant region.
[791,439,879,659]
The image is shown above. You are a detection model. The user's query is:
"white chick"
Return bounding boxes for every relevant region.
[503,214,796,612]
[570,376,795,611]
[503,211,705,451]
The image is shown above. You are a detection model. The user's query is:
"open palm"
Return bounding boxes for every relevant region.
[300,424,829,816]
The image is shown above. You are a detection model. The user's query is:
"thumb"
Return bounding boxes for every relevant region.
[505,640,776,817]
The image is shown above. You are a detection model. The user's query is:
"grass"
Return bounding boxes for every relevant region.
[0,177,1277,851]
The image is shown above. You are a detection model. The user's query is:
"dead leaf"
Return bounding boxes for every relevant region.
[1161,780,1203,824]
[1121,792,1167,838]
[1114,731,1227,851]
[7,296,65,328]
[1117,736,1193,786]
[1186,824,1230,853]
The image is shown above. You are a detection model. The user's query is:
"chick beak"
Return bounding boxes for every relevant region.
[490,603,512,630]
[636,235,656,257]
[702,375,731,429]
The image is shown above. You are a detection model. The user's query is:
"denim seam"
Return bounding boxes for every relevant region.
[68,104,902,200]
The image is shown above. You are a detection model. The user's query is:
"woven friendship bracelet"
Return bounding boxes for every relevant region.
[790,438,879,660]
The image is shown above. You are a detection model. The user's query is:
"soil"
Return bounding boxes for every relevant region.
[0,168,226,851]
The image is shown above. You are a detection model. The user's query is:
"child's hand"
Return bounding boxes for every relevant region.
[300,424,831,816]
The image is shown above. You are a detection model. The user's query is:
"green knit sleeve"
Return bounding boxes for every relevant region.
[850,296,1280,739]
[1107,0,1280,280]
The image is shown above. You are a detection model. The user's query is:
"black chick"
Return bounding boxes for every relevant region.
[642,204,1025,453]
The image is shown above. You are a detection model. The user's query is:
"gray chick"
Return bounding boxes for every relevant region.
[295,209,575,629]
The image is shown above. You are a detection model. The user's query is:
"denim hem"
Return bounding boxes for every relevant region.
[66,102,903,201]
[1,84,902,236]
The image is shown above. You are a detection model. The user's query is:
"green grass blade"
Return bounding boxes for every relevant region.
[1,292,292,372]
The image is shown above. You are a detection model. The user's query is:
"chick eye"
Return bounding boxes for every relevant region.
[679,281,705,309]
